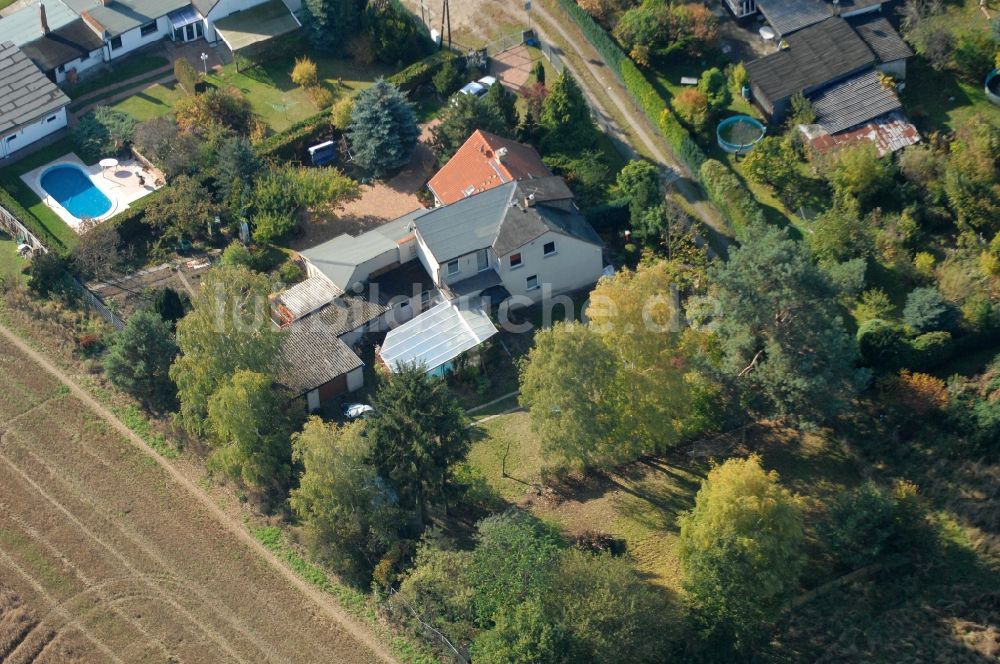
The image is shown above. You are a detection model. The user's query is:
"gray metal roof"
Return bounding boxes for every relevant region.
[810,69,901,134]
[300,209,424,290]
[307,296,388,338]
[415,176,600,263]
[0,41,70,135]
[755,0,831,36]
[744,17,876,103]
[278,316,363,396]
[68,0,190,37]
[214,0,299,54]
[847,14,913,63]
[380,300,497,373]
[0,1,79,46]
[20,18,104,71]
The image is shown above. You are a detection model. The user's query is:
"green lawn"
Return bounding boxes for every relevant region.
[0,137,81,250]
[204,55,393,132]
[0,232,27,283]
[112,81,187,121]
[901,56,1000,134]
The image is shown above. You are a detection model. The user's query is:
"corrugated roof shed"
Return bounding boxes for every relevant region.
[278,317,363,396]
[20,19,104,72]
[811,69,901,134]
[801,110,920,156]
[273,276,343,324]
[0,41,70,136]
[307,296,388,338]
[847,14,913,63]
[380,300,497,373]
[744,17,876,104]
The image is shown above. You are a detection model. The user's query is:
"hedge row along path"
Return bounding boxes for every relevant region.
[531,0,732,249]
[0,322,398,664]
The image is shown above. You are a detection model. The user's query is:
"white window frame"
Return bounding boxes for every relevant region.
[447,259,460,276]
[109,35,123,50]
[543,241,556,256]
[140,20,158,37]
[509,252,522,269]
[526,274,538,291]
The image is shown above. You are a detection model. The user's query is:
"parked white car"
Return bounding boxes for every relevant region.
[457,76,497,98]
[343,403,375,420]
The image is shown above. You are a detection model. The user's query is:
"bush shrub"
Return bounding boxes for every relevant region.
[903,286,959,333]
[174,58,199,95]
[0,186,67,253]
[72,107,137,163]
[906,331,954,371]
[857,318,905,370]
[291,56,319,88]
[386,50,458,92]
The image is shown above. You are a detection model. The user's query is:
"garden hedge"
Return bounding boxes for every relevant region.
[387,49,458,92]
[698,159,766,238]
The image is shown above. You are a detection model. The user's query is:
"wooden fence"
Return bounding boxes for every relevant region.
[0,201,124,330]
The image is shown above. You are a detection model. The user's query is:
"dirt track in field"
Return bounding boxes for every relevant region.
[0,325,396,664]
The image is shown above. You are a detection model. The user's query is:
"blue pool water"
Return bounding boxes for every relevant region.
[40,165,112,219]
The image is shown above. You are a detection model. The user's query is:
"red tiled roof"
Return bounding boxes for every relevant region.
[427,130,551,205]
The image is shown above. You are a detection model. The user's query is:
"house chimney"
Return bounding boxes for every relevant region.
[495,146,508,163]
[524,193,535,208]
[40,2,49,35]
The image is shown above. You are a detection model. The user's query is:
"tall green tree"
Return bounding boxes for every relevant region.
[678,456,804,656]
[215,136,261,213]
[142,175,220,245]
[708,222,864,423]
[103,310,178,411]
[468,511,564,625]
[367,365,470,527]
[943,115,1000,234]
[347,78,419,177]
[206,369,294,494]
[539,72,598,154]
[365,0,432,64]
[303,0,366,52]
[821,142,895,209]
[169,265,281,435]
[614,159,661,238]
[432,93,511,160]
[290,418,405,584]
[808,199,874,264]
[482,81,519,130]
[153,287,185,329]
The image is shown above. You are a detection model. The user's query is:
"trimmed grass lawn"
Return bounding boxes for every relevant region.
[0,137,81,250]
[112,81,187,122]
[204,56,393,132]
[901,56,1000,134]
[0,233,27,283]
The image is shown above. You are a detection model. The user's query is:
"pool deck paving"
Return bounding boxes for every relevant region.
[19,153,163,233]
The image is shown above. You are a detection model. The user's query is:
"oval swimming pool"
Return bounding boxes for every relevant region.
[40,164,112,220]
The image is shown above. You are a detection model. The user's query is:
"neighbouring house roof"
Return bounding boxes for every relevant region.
[300,208,424,291]
[368,259,438,303]
[379,300,498,373]
[415,177,600,263]
[306,296,389,338]
[272,276,343,325]
[744,17,876,104]
[427,130,552,205]
[190,0,222,15]
[809,69,901,134]
[0,1,79,47]
[755,0,882,36]
[213,0,300,54]
[278,316,364,397]
[800,110,920,156]
[447,270,503,298]
[847,14,913,63]
[19,18,104,71]
[0,41,69,136]
[66,0,191,37]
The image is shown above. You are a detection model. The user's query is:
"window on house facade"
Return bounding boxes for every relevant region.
[46,115,57,123]
[509,252,522,268]
[447,259,460,275]
[477,249,489,272]
[140,21,157,37]
[57,65,65,73]
[543,241,556,256]
[526,275,538,290]
[109,36,123,50]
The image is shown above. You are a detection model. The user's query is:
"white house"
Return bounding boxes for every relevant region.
[0,41,70,160]
[412,177,605,304]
